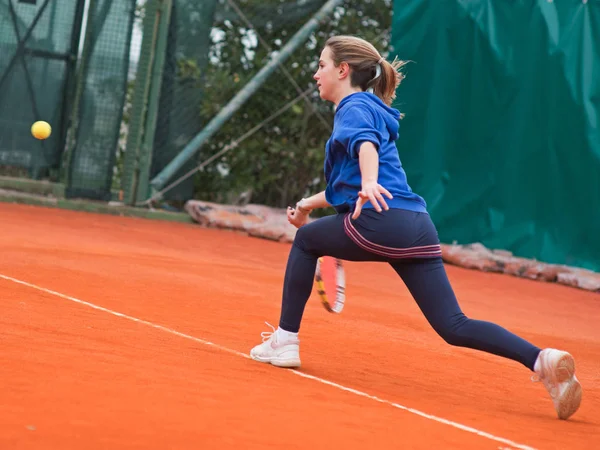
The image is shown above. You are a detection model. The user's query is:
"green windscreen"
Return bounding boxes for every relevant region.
[391,0,600,270]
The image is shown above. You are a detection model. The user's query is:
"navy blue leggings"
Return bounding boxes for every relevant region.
[279,208,541,371]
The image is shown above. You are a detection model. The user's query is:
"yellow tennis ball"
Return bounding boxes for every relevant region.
[31,121,52,140]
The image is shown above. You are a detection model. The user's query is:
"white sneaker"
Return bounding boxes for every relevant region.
[250,323,301,368]
[533,348,582,420]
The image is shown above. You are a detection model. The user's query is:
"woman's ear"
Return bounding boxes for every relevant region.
[338,62,350,80]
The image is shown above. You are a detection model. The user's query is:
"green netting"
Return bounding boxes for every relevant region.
[65,0,136,200]
[0,0,84,179]
[391,0,600,270]
[149,0,219,205]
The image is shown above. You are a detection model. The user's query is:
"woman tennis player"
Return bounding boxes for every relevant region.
[250,35,582,420]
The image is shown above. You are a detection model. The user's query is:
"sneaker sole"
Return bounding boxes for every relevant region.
[557,376,582,420]
[554,352,582,420]
[250,353,301,368]
[272,358,301,368]
[555,352,575,383]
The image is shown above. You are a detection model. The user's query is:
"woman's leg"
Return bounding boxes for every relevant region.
[279,213,385,332]
[391,257,583,419]
[250,213,385,367]
[390,257,541,370]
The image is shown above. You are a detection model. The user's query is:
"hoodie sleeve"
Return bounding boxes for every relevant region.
[335,105,383,159]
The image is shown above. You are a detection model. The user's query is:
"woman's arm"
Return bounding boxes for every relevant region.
[352,141,393,219]
[358,142,379,185]
[287,191,330,229]
[296,190,330,212]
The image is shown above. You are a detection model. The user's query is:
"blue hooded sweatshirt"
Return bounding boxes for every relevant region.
[324,91,427,214]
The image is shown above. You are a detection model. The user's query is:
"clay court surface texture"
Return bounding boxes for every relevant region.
[1,203,598,449]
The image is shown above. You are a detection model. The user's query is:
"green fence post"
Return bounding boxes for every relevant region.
[134,0,173,204]
[63,0,96,188]
[122,0,160,205]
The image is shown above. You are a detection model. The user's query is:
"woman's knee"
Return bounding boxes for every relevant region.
[293,223,312,251]
[437,329,468,347]
[431,313,470,347]
[293,216,335,252]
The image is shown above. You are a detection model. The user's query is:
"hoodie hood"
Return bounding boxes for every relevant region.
[323,91,427,215]
[336,91,401,140]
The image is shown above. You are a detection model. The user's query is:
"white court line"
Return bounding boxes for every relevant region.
[2,273,536,450]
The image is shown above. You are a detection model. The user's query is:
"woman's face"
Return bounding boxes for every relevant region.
[313,46,339,103]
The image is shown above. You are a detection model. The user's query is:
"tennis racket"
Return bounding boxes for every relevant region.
[315,256,346,314]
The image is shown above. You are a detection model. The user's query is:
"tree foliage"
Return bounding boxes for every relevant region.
[185,0,394,210]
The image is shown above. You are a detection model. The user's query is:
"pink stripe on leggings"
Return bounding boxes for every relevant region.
[343,214,442,259]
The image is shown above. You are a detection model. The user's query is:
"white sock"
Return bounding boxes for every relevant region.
[534,350,543,373]
[276,327,298,342]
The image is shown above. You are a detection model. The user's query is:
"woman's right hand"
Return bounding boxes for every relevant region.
[287,204,310,228]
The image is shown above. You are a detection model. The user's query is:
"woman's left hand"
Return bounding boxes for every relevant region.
[352,181,393,219]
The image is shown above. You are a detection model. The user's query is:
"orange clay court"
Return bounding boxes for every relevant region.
[1,202,598,450]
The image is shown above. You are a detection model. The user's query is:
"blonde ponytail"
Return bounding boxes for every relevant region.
[325,36,408,114]
[371,56,408,107]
